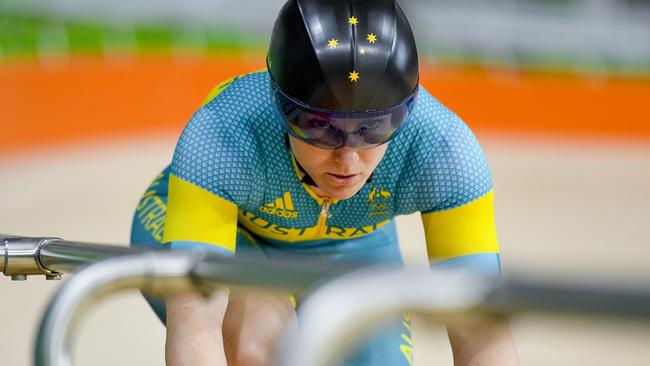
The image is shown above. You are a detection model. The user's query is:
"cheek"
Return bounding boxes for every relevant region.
[298,145,334,170]
[307,148,333,166]
[313,158,333,174]
[359,147,387,169]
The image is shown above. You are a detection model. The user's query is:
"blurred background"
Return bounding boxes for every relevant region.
[1,0,649,365]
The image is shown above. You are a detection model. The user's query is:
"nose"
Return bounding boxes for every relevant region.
[333,146,360,167]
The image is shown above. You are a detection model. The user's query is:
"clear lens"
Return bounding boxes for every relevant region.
[272,82,417,150]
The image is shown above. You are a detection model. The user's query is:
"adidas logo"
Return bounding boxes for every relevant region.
[259,192,299,219]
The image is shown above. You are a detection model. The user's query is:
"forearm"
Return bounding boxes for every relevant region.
[166,326,226,366]
[165,290,229,366]
[223,289,297,365]
[447,316,520,366]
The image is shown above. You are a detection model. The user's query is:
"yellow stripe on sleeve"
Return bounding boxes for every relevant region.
[421,190,499,261]
[201,75,240,107]
[163,174,239,253]
[200,69,267,107]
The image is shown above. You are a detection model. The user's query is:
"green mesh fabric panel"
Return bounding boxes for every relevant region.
[170,71,493,241]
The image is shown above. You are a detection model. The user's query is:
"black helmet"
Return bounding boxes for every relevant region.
[268,0,419,149]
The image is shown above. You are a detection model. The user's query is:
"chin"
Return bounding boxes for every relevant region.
[329,190,357,200]
[324,183,365,200]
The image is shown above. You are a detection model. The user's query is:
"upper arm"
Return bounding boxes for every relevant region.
[417,114,500,275]
[421,191,499,261]
[421,191,501,276]
[164,78,258,254]
[163,174,239,254]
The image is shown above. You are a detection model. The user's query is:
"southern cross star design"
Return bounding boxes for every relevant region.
[349,70,360,82]
[324,14,384,83]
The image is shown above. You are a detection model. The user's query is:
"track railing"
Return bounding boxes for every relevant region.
[3,234,650,366]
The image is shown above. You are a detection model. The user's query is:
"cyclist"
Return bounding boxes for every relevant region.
[131,0,520,365]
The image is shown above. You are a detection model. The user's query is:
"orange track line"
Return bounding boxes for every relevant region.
[1,54,648,157]
[420,66,650,139]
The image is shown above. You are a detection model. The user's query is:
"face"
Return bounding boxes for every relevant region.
[289,136,388,200]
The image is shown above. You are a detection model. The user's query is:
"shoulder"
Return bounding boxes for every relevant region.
[399,87,460,143]
[170,70,274,204]
[200,70,270,108]
[387,87,467,159]
[393,86,493,213]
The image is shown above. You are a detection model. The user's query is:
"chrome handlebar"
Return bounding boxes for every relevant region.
[4,234,650,366]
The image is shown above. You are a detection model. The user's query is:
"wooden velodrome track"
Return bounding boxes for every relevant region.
[1,54,649,365]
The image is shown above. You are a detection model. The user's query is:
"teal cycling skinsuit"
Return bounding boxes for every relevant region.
[130,71,501,366]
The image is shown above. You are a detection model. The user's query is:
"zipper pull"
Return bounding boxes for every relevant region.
[320,200,332,219]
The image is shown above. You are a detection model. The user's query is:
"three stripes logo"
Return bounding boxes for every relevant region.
[258,192,299,219]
